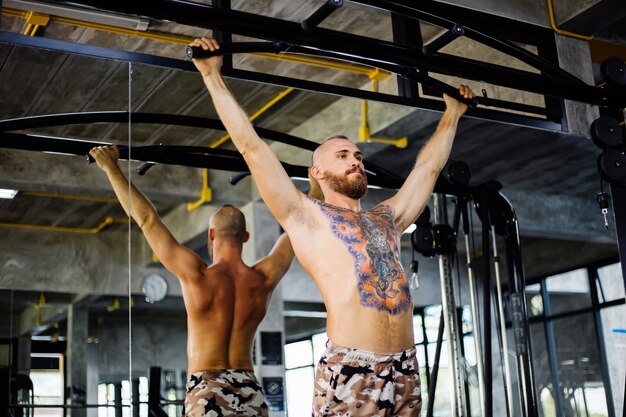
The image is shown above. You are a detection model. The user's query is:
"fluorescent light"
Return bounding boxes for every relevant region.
[403,223,417,234]
[5,0,150,30]
[0,189,18,199]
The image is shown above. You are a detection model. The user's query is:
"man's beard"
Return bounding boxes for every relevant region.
[325,168,368,199]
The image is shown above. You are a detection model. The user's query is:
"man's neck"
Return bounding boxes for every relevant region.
[322,191,361,212]
[211,241,244,264]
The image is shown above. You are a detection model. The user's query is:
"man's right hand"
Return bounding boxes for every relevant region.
[190,37,223,77]
[89,145,120,173]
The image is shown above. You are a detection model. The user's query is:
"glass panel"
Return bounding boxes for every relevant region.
[540,387,557,417]
[415,344,430,414]
[285,340,314,369]
[286,366,315,417]
[139,376,149,417]
[429,341,453,417]
[553,313,610,416]
[424,305,445,342]
[427,340,449,368]
[30,370,63,417]
[312,332,329,363]
[461,305,473,334]
[600,305,626,416]
[597,263,625,303]
[526,283,544,317]
[546,269,591,315]
[463,335,477,367]
[413,314,424,344]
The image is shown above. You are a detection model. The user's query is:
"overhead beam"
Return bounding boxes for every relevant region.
[30,1,624,109]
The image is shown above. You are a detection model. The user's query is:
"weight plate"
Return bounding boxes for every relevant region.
[591,116,623,148]
[601,57,626,87]
[599,149,626,183]
[447,160,471,186]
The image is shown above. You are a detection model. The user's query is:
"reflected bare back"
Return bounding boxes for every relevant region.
[183,260,271,374]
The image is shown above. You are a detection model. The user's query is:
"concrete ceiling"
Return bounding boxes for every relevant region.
[0,0,624,338]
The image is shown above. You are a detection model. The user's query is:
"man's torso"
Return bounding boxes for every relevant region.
[289,198,414,353]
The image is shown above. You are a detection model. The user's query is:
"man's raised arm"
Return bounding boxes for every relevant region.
[90,146,206,281]
[384,85,475,232]
[191,37,304,227]
[253,173,324,288]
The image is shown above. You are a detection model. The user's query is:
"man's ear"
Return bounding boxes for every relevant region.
[310,165,323,180]
[208,228,215,241]
[243,231,250,243]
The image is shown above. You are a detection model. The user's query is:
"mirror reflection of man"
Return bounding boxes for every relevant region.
[190,36,474,416]
[90,145,303,416]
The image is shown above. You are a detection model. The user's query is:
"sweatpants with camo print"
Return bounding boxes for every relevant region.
[183,369,268,417]
[313,340,422,417]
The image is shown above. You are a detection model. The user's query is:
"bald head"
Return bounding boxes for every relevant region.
[311,135,350,166]
[209,205,247,242]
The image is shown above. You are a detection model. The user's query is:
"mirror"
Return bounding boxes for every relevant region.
[0,40,133,415]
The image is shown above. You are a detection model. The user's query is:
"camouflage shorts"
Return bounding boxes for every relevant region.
[183,369,269,417]
[313,340,422,417]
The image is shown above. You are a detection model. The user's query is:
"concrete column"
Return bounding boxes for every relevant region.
[67,301,89,417]
[243,202,287,417]
[554,35,600,137]
[16,336,31,376]
[86,343,99,417]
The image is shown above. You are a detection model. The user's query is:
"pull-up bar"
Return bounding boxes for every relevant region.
[302,0,343,32]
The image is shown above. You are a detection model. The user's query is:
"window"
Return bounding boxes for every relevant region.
[30,353,63,417]
[285,333,327,417]
[528,260,624,417]
[526,283,543,317]
[545,268,591,315]
[596,262,625,303]
[30,370,63,417]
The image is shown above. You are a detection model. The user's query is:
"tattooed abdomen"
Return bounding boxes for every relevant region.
[312,199,411,314]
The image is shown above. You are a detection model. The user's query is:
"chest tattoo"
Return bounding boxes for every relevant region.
[313,200,411,314]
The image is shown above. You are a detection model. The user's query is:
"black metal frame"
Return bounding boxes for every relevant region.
[58,1,624,109]
[3,0,625,127]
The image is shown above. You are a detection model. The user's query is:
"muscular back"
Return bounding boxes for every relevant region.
[181,260,273,374]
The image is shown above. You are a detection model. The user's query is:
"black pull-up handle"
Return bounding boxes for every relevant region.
[85,145,130,164]
[302,0,343,32]
[185,41,284,60]
[137,162,156,175]
[405,68,479,108]
[229,172,250,185]
[422,24,465,56]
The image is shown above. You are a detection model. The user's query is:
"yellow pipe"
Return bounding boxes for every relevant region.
[253,52,389,80]
[35,291,46,327]
[358,80,408,148]
[20,191,119,203]
[106,297,120,312]
[186,168,212,211]
[2,7,389,80]
[23,11,50,37]
[3,8,27,18]
[546,0,593,41]
[0,216,130,234]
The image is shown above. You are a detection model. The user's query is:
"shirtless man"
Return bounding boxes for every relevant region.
[90,145,296,417]
[191,37,474,416]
